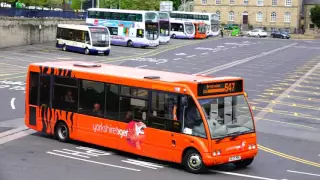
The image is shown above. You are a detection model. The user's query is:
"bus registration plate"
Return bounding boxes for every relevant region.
[229,155,241,162]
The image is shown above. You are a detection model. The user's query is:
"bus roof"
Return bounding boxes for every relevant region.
[87,8,156,14]
[29,61,242,84]
[170,11,215,16]
[57,24,106,31]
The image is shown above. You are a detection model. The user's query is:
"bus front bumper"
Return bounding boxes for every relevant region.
[202,149,258,167]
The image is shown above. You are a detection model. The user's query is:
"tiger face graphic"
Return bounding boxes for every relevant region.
[126,121,146,150]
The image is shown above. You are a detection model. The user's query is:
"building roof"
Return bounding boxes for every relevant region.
[304,0,320,5]
[30,61,241,84]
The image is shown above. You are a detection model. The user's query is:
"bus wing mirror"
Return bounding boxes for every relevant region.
[244,91,248,98]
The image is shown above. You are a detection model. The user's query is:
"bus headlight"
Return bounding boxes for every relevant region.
[212,150,221,156]
[248,144,256,150]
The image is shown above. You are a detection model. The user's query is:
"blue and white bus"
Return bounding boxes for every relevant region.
[86,8,160,48]
[158,11,170,44]
[170,19,195,39]
[56,24,111,55]
[169,11,220,37]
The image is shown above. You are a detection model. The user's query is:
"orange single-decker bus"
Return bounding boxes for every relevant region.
[194,22,207,39]
[25,61,258,173]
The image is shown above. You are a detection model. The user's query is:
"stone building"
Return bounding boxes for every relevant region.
[301,0,320,32]
[193,0,302,32]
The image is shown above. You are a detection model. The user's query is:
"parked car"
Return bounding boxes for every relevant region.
[270,31,290,39]
[246,29,268,37]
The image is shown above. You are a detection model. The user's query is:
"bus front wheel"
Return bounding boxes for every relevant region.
[127,40,133,47]
[233,158,254,169]
[84,48,90,55]
[55,121,70,143]
[182,149,206,174]
[62,44,67,51]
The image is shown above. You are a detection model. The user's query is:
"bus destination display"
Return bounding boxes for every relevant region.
[198,80,243,96]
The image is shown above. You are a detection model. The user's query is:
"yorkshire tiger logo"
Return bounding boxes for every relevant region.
[126,121,146,150]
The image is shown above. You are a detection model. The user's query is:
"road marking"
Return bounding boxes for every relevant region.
[46,151,140,171]
[287,170,320,177]
[259,145,320,168]
[176,53,186,55]
[0,128,35,145]
[254,59,320,122]
[210,170,278,180]
[254,117,316,129]
[0,63,27,69]
[121,159,165,169]
[252,99,320,110]
[194,43,297,75]
[10,98,15,109]
[186,55,196,58]
[173,58,181,60]
[49,146,113,159]
[135,65,148,68]
[0,126,28,138]
[261,92,320,102]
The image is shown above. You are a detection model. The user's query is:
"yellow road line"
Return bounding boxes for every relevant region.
[261,92,320,102]
[0,72,26,77]
[0,63,27,69]
[0,75,26,80]
[251,106,320,121]
[271,84,320,91]
[252,99,320,110]
[258,145,320,168]
[254,117,316,129]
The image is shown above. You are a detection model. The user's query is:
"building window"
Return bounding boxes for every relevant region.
[272,0,277,6]
[309,24,315,29]
[285,0,292,6]
[256,12,263,22]
[257,0,263,6]
[244,0,249,5]
[216,11,220,20]
[228,11,235,21]
[201,0,207,5]
[270,12,276,22]
[216,0,221,4]
[230,0,235,4]
[284,12,290,22]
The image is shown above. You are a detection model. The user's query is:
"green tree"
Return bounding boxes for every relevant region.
[172,0,181,10]
[71,0,88,9]
[310,5,320,28]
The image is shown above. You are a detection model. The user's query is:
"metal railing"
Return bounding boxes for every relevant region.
[0,7,86,19]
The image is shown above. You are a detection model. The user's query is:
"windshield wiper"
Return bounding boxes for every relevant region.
[229,129,254,140]
[215,131,240,143]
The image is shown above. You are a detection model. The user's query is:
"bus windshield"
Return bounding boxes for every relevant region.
[185,23,194,34]
[160,21,170,36]
[198,95,254,139]
[89,27,110,47]
[145,12,159,40]
[197,24,206,34]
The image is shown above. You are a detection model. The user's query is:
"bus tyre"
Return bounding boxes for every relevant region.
[104,51,110,56]
[85,48,90,55]
[62,44,67,51]
[127,40,133,47]
[233,158,254,169]
[172,34,176,39]
[182,149,206,174]
[55,121,70,143]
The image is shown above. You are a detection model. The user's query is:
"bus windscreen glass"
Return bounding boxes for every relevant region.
[160,21,170,36]
[89,27,110,47]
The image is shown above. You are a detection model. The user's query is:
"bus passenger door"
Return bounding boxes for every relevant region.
[38,74,53,134]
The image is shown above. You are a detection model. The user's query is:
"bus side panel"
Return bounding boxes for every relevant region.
[75,115,118,150]
[172,134,210,163]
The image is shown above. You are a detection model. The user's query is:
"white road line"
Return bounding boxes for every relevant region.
[287,170,320,177]
[173,58,181,60]
[46,152,141,172]
[193,43,297,75]
[52,150,90,158]
[254,58,320,122]
[135,65,148,68]
[0,128,35,145]
[10,98,16,109]
[210,170,278,180]
[0,126,28,138]
[121,160,158,169]
[126,159,165,168]
[186,55,196,58]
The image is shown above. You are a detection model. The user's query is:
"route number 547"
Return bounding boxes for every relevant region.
[225,82,235,92]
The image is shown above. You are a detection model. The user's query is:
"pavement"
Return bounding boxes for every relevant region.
[0,36,320,180]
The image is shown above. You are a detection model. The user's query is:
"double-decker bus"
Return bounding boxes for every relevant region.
[86,8,159,48]
[194,22,207,39]
[170,19,195,39]
[169,11,220,37]
[25,61,257,173]
[158,11,170,44]
[56,24,111,55]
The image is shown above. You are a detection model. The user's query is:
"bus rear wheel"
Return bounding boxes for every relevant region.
[127,40,133,47]
[233,158,254,169]
[182,149,206,174]
[55,121,70,143]
[62,44,67,51]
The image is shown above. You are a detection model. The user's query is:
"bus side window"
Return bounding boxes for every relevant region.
[182,95,207,138]
[105,84,119,120]
[29,72,39,106]
[119,86,148,124]
[85,32,90,44]
[52,76,78,112]
[136,29,144,38]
